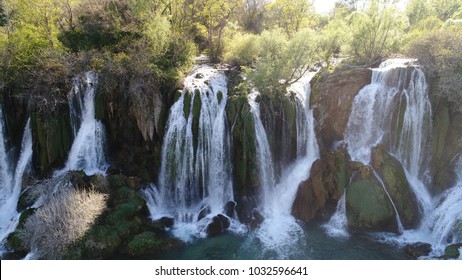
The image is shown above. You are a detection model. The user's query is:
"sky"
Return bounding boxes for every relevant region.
[313,0,336,14]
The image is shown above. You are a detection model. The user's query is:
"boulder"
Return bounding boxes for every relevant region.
[441,243,462,259]
[157,217,175,228]
[371,145,421,229]
[346,165,398,233]
[206,214,231,237]
[249,209,265,230]
[197,206,211,221]
[292,148,350,223]
[224,201,237,218]
[404,242,432,259]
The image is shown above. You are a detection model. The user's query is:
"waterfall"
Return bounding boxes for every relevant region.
[323,172,358,238]
[323,191,349,238]
[0,106,13,202]
[61,72,107,175]
[0,119,32,255]
[372,169,405,233]
[251,72,319,258]
[145,65,238,241]
[248,90,276,207]
[344,59,433,220]
[425,156,462,247]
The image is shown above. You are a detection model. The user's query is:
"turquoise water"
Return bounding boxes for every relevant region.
[156,223,406,260]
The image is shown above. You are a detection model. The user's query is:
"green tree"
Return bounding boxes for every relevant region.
[348,0,406,64]
[407,0,434,25]
[431,0,462,20]
[224,32,261,66]
[407,28,462,109]
[239,0,267,34]
[247,28,320,95]
[267,0,311,37]
[319,17,349,67]
[181,0,241,62]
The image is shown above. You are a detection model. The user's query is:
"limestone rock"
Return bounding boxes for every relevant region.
[404,242,432,259]
[371,145,421,229]
[346,165,398,232]
[311,67,372,150]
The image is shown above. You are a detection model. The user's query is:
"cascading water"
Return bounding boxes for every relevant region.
[322,172,359,238]
[412,156,462,254]
[61,72,107,175]
[344,59,433,216]
[144,65,239,241]
[250,73,320,258]
[343,59,462,256]
[0,118,33,256]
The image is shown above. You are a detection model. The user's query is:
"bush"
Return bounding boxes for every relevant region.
[19,186,107,259]
[407,28,462,110]
[246,28,320,96]
[224,33,261,66]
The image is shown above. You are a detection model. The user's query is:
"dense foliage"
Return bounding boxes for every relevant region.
[0,0,461,106]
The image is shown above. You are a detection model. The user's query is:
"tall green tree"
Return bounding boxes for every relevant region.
[267,0,312,37]
[348,0,406,64]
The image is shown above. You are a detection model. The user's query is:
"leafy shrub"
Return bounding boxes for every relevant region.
[407,28,462,110]
[224,33,261,66]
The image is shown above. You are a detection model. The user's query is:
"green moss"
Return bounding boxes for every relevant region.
[106,197,144,225]
[31,112,72,176]
[432,101,450,163]
[95,92,106,120]
[346,174,397,232]
[442,244,462,259]
[217,91,223,104]
[7,232,25,251]
[183,91,192,117]
[192,92,202,150]
[373,147,421,229]
[127,231,162,256]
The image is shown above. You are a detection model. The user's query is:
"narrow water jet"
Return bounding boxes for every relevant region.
[0,119,32,255]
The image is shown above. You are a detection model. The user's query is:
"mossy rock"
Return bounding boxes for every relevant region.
[7,232,26,252]
[217,91,223,104]
[371,146,421,229]
[191,92,202,150]
[127,231,162,256]
[183,91,192,117]
[441,243,462,259]
[346,166,398,232]
[31,112,72,176]
[107,174,128,190]
[105,197,144,225]
[82,225,121,258]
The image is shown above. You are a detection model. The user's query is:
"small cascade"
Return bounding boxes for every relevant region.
[290,73,320,159]
[323,172,358,238]
[248,90,276,207]
[372,169,405,233]
[251,73,319,258]
[425,156,462,247]
[0,106,13,203]
[145,65,238,241]
[0,119,32,255]
[323,191,349,238]
[62,72,107,175]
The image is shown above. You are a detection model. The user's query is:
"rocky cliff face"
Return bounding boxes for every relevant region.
[310,68,372,151]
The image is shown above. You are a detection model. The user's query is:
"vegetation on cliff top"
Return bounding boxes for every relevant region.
[0,0,461,107]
